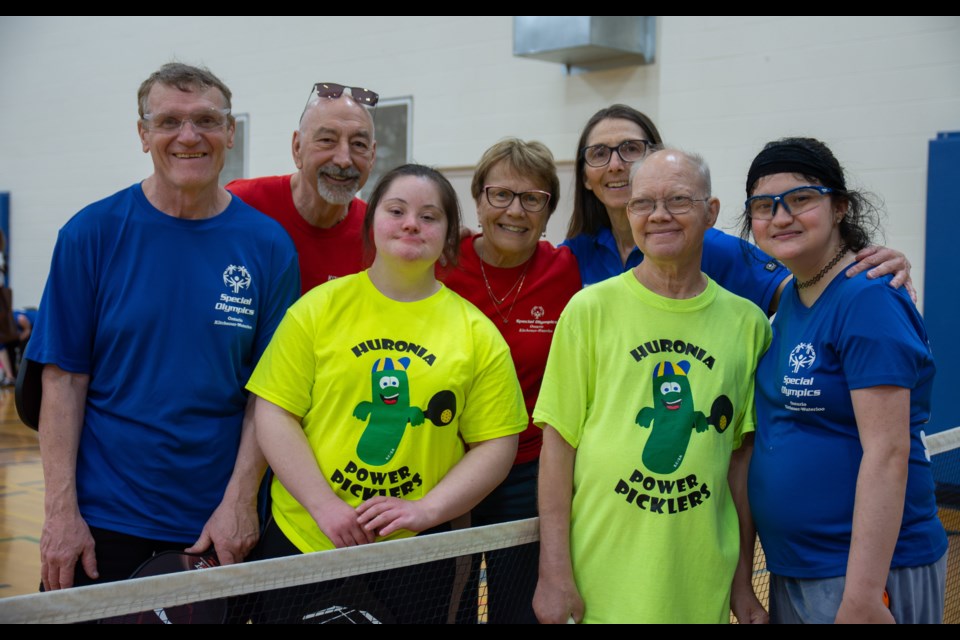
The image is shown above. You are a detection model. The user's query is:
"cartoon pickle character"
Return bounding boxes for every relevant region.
[635,360,732,474]
[352,357,459,466]
[353,357,424,466]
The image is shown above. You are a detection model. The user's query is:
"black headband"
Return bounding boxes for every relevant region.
[746,142,845,196]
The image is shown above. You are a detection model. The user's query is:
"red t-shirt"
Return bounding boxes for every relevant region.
[227,174,366,296]
[441,236,581,464]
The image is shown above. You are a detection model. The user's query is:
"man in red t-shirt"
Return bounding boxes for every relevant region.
[228,84,377,295]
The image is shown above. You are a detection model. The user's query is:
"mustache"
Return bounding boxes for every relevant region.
[318,165,361,180]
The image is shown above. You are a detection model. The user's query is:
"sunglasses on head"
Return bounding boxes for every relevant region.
[311,82,379,107]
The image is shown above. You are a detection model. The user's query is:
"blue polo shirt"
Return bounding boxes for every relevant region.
[561,227,787,314]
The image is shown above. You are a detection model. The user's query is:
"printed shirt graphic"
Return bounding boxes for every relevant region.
[534,272,770,623]
[25,184,299,541]
[247,271,527,553]
[750,270,946,578]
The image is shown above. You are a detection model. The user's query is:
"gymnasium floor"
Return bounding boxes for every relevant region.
[0,388,42,597]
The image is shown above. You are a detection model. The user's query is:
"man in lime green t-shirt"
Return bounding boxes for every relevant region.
[533,149,772,624]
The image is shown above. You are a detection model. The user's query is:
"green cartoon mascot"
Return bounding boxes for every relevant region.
[635,360,732,474]
[353,357,424,466]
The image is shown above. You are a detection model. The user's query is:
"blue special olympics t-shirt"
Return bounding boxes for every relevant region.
[749,269,947,578]
[27,183,300,541]
[562,227,787,314]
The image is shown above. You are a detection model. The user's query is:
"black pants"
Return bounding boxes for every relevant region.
[41,526,187,590]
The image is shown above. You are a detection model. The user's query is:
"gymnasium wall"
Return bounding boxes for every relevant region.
[1,16,958,308]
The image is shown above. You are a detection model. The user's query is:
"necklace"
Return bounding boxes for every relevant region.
[478,243,532,324]
[796,244,847,289]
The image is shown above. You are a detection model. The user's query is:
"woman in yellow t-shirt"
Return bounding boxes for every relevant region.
[246,164,526,623]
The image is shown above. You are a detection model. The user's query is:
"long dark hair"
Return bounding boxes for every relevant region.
[566,104,663,239]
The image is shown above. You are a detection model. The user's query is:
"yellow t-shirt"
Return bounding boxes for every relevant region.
[534,272,771,623]
[248,271,527,553]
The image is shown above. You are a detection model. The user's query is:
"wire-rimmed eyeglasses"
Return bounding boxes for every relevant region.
[627,195,710,217]
[581,139,654,168]
[141,108,231,133]
[483,185,551,213]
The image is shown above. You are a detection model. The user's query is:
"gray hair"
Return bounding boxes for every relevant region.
[137,62,233,121]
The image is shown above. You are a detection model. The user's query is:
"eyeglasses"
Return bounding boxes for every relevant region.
[309,82,379,107]
[581,140,653,168]
[141,108,231,133]
[483,185,551,213]
[745,186,834,220]
[626,195,709,217]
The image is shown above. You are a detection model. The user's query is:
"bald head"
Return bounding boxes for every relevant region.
[631,148,711,197]
[299,94,375,137]
[627,148,720,268]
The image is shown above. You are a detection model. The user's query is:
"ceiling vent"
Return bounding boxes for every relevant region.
[514,16,655,74]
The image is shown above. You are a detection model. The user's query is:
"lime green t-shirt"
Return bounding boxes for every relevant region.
[534,272,771,623]
[248,271,527,553]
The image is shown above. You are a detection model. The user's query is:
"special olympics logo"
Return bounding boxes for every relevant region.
[788,342,816,373]
[530,305,544,320]
[223,265,252,293]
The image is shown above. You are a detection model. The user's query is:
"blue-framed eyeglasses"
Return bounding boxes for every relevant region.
[745,186,834,220]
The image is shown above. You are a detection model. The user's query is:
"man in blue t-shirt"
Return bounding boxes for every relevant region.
[26,63,299,591]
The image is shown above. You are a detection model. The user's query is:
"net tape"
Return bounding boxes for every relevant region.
[0,518,538,624]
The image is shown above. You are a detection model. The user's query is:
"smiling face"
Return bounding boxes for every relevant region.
[372,175,448,266]
[475,160,550,266]
[582,117,651,212]
[657,376,689,412]
[293,96,376,206]
[628,151,719,267]
[750,172,844,275]
[374,370,407,406]
[138,83,234,195]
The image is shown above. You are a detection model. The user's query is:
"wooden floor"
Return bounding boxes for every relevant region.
[0,388,42,597]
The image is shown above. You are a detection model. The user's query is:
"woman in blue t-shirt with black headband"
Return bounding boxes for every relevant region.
[741,137,947,624]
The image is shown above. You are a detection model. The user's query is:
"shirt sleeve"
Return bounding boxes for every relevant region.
[25,221,97,373]
[533,300,593,449]
[246,302,315,418]
[701,228,788,314]
[837,281,931,390]
[457,317,528,444]
[733,312,772,449]
[252,242,300,363]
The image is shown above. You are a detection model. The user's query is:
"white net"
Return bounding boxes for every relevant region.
[2,424,958,624]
